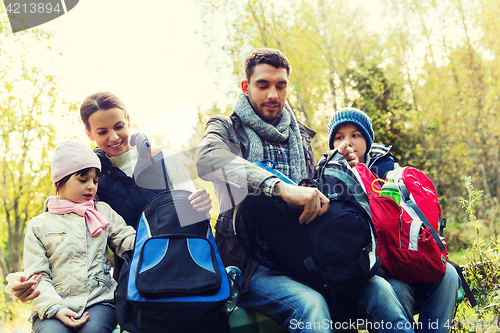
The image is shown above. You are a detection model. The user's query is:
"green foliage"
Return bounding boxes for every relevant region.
[453,177,500,332]
[460,176,483,233]
[0,4,77,275]
[346,62,414,160]
[381,0,500,235]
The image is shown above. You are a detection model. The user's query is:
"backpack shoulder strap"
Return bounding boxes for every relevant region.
[448,260,477,308]
[323,167,371,219]
[399,184,445,251]
[319,150,371,219]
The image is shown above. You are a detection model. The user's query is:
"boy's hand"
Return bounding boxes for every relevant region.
[274,182,329,224]
[330,141,359,167]
[56,308,89,328]
[11,274,41,302]
[188,188,212,212]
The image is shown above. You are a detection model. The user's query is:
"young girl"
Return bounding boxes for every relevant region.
[327,107,460,333]
[24,140,136,333]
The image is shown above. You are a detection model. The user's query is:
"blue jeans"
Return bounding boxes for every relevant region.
[386,262,461,333]
[32,304,116,333]
[239,265,415,333]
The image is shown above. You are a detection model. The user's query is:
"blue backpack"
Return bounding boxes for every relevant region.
[115,189,231,333]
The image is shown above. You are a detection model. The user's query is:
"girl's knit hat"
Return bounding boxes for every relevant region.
[327,107,374,152]
[51,141,101,184]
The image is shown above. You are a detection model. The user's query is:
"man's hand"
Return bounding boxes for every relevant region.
[55,309,89,328]
[11,274,41,302]
[188,188,212,212]
[274,182,329,224]
[326,141,359,167]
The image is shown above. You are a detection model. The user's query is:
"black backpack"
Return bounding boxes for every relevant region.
[115,189,231,333]
[235,152,380,294]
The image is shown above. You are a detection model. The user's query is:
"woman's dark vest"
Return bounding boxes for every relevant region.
[95,148,171,229]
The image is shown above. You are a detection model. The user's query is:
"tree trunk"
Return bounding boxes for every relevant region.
[0,246,8,279]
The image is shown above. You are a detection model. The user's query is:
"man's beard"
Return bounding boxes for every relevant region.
[248,92,284,125]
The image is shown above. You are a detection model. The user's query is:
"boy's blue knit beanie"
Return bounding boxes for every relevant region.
[327,107,374,153]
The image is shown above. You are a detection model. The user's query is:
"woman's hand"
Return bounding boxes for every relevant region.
[56,308,89,328]
[188,188,212,212]
[11,274,41,302]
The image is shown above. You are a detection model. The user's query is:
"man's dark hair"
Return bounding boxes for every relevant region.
[244,48,291,82]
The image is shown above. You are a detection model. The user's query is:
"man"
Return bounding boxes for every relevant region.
[196,48,415,333]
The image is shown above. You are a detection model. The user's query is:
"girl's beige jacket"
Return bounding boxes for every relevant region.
[23,200,136,320]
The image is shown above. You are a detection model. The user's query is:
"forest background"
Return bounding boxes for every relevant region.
[1,0,499,331]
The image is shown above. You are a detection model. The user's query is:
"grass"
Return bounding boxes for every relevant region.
[449,250,467,265]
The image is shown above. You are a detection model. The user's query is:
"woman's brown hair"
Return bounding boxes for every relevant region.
[80,91,128,131]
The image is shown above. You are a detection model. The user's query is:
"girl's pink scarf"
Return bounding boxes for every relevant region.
[47,199,109,236]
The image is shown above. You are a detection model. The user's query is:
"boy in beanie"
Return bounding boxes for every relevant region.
[327,108,461,333]
[328,107,374,162]
[327,107,398,178]
[22,141,135,333]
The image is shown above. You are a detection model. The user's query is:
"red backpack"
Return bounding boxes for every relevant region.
[356,164,447,284]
